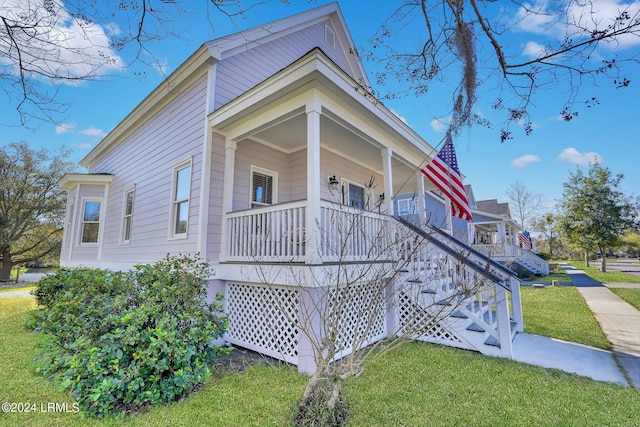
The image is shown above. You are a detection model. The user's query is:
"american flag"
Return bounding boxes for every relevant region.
[421,135,473,221]
[518,230,532,250]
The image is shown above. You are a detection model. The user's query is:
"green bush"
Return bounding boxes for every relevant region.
[28,254,228,417]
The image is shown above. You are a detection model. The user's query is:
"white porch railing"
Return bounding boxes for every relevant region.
[224,200,395,263]
[225,200,307,262]
[474,243,549,275]
[394,218,522,357]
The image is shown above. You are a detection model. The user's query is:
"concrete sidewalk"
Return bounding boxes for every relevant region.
[561,263,640,388]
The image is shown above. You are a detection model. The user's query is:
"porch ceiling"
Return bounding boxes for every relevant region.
[252,112,421,195]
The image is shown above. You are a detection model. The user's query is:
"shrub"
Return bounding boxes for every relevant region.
[28,254,228,417]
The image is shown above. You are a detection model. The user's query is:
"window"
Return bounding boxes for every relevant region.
[347,182,365,209]
[172,161,191,237]
[121,186,134,243]
[251,166,277,208]
[397,198,418,216]
[81,200,101,244]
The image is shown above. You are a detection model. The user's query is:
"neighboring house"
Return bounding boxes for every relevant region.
[470,199,549,276]
[59,3,522,375]
[397,189,549,276]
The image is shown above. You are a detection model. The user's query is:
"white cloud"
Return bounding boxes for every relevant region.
[1,0,124,82]
[511,154,542,168]
[79,126,107,137]
[430,116,451,133]
[514,0,640,49]
[55,122,77,134]
[556,147,604,166]
[567,0,640,49]
[522,41,547,58]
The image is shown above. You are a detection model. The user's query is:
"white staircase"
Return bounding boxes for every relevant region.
[393,217,523,358]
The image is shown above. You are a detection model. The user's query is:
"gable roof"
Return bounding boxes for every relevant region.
[80,2,366,167]
[476,199,511,217]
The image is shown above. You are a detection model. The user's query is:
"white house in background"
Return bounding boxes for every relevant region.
[59,3,522,374]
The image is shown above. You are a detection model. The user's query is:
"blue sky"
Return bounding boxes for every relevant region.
[2,0,639,212]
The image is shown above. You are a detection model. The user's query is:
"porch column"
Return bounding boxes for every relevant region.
[219,138,237,261]
[467,222,476,245]
[381,148,393,214]
[306,101,322,264]
[416,171,426,226]
[496,222,506,244]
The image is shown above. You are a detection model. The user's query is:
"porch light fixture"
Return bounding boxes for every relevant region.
[328,175,339,190]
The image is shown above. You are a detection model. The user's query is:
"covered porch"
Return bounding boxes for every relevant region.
[209,49,438,265]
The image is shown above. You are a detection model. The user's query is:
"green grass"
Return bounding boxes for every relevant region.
[346,342,639,426]
[610,288,640,311]
[0,297,306,426]
[2,291,636,426]
[569,261,640,284]
[520,286,610,350]
[0,285,35,293]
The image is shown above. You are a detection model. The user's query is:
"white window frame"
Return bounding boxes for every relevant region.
[79,198,103,246]
[169,159,192,239]
[250,165,278,208]
[120,185,135,244]
[341,178,369,210]
[397,198,418,216]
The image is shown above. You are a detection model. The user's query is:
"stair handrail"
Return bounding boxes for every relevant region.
[393,216,514,291]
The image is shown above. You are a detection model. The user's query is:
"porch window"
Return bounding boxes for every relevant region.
[121,186,134,243]
[251,166,277,208]
[81,200,101,244]
[171,160,191,237]
[397,198,418,216]
[347,181,365,209]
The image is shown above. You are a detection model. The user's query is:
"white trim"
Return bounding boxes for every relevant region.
[119,184,135,245]
[79,197,103,247]
[250,165,278,208]
[341,178,370,210]
[169,158,193,240]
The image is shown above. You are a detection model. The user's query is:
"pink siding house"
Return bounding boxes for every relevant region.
[59,3,523,374]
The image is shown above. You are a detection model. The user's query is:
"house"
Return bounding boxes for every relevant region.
[470,199,549,276]
[58,2,522,375]
[396,189,549,276]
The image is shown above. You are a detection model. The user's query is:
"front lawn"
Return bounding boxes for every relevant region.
[346,342,638,426]
[519,286,610,350]
[569,261,640,284]
[1,288,636,426]
[610,288,640,311]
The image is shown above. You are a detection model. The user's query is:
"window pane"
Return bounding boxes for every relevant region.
[125,191,134,215]
[252,172,273,205]
[123,217,131,241]
[349,184,364,209]
[82,223,99,243]
[83,201,101,221]
[175,201,188,234]
[175,166,191,201]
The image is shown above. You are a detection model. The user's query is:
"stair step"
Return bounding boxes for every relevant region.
[467,322,485,333]
[436,299,453,306]
[466,300,488,311]
[407,278,422,283]
[484,335,500,348]
[421,288,436,294]
[451,310,468,319]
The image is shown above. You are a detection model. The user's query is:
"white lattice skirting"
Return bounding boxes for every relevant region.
[224,281,388,367]
[225,282,300,364]
[396,289,467,347]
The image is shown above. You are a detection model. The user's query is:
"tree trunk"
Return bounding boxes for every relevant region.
[600,246,607,272]
[0,249,14,281]
[584,251,590,267]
